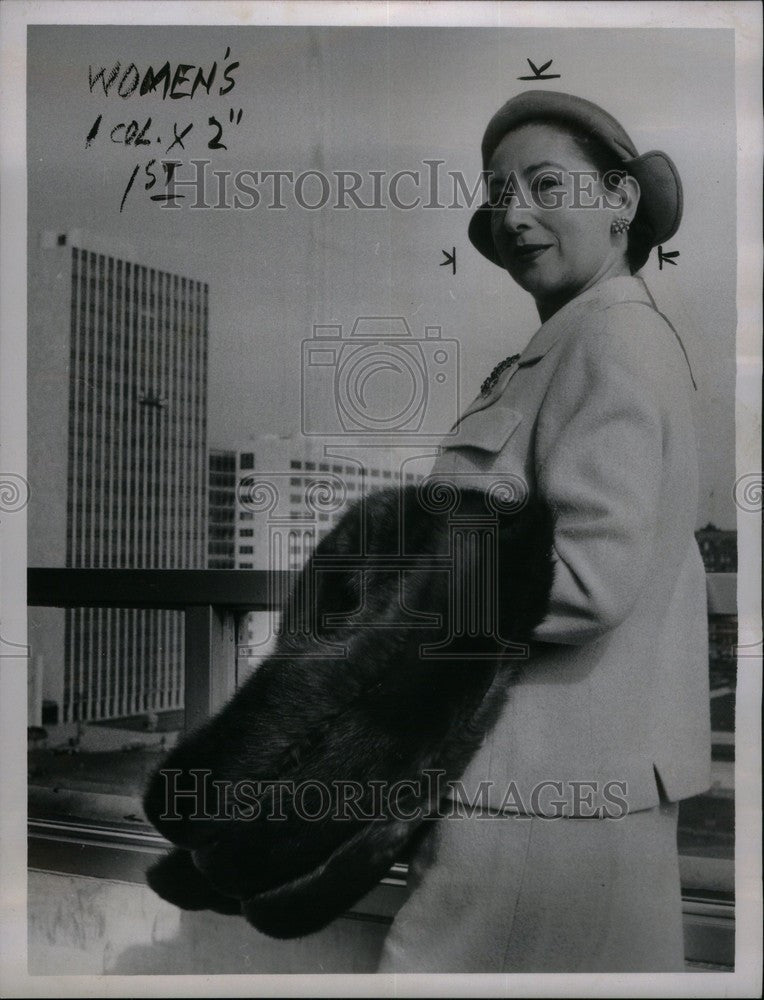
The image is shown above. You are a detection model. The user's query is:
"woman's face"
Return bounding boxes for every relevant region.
[488,123,631,316]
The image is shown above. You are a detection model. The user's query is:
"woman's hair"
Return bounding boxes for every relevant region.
[522,117,653,273]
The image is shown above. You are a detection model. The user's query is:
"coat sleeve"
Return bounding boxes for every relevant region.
[531,303,683,646]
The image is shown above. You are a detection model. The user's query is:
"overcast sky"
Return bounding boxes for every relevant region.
[27,25,737,527]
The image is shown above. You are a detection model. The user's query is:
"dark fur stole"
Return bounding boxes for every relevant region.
[143,484,554,938]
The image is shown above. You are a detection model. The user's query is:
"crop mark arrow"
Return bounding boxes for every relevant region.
[658,246,680,269]
[441,247,456,275]
[518,58,561,81]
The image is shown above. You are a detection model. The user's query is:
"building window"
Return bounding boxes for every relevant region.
[240,452,255,470]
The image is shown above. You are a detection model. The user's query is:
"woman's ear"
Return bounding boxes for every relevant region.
[608,174,641,223]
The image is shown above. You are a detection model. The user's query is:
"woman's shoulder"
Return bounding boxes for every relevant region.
[559,295,693,393]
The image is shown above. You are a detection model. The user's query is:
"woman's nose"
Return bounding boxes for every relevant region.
[501,195,531,232]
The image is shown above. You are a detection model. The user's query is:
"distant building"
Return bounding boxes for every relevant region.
[694,526,737,696]
[208,449,237,568]
[695,526,738,573]
[218,436,424,666]
[224,435,422,572]
[28,230,208,722]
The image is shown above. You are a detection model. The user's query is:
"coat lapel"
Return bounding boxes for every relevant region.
[447,276,655,437]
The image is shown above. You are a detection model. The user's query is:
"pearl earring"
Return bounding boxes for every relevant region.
[611,216,631,235]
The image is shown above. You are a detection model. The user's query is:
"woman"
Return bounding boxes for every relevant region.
[377,90,711,973]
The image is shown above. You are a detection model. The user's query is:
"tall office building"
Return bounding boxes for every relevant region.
[28,230,208,723]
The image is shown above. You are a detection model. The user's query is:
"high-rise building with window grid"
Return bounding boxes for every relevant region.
[28,231,208,723]
[208,449,237,568]
[218,436,421,573]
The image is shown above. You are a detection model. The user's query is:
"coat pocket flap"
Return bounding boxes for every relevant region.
[442,406,523,453]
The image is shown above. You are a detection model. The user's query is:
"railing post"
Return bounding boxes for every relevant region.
[183,606,237,733]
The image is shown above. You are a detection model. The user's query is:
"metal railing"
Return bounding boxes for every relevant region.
[27,567,738,958]
[28,567,293,731]
[28,567,738,727]
[26,566,407,927]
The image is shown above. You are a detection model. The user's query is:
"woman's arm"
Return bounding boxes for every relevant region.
[531,302,689,646]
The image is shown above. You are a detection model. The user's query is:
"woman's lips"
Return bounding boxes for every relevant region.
[513,243,553,263]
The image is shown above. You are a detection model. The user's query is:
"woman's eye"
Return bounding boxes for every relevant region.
[536,176,561,191]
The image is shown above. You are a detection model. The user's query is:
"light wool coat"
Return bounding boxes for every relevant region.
[431,274,711,815]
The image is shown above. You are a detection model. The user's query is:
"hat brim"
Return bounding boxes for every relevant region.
[469,148,683,268]
[627,150,683,244]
